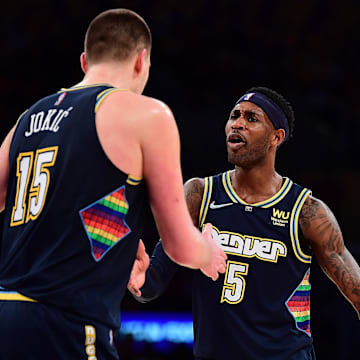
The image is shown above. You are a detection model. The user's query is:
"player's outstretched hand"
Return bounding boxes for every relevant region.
[127,239,150,297]
[200,223,227,281]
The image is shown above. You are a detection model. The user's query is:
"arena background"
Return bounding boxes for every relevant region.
[1,1,360,359]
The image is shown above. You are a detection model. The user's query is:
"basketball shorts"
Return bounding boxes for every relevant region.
[0,293,119,360]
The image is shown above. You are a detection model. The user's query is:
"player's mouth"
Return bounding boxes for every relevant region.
[227,133,246,150]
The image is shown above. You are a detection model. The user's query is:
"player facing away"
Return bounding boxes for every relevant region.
[0,8,226,360]
[128,87,360,360]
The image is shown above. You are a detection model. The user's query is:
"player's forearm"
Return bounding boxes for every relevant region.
[161,224,212,269]
[322,248,360,318]
[135,241,179,302]
[134,266,164,303]
[150,192,212,269]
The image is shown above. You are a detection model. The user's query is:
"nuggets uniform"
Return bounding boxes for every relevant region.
[194,171,314,359]
[141,171,315,360]
[0,85,147,359]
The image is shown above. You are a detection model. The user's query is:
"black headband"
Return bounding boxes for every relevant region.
[236,92,289,141]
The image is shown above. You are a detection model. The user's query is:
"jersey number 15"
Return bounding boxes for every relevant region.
[10,147,58,227]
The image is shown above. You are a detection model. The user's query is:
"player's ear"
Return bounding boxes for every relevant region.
[80,52,87,74]
[272,128,285,146]
[134,49,148,76]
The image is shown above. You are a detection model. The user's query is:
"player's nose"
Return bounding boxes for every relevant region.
[232,115,247,130]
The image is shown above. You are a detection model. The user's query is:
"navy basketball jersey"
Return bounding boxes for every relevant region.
[193,171,314,360]
[0,84,147,328]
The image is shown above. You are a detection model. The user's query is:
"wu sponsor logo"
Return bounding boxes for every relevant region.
[271,208,290,227]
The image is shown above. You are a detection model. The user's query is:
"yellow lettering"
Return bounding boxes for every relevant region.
[86,345,96,356]
[84,325,97,359]
[272,208,290,220]
[272,208,282,218]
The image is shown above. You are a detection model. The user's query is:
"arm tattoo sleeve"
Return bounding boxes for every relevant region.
[300,196,360,316]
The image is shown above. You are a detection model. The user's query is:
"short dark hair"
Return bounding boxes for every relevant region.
[85,9,152,64]
[245,86,295,141]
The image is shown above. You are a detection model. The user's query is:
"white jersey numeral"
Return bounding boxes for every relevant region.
[221,261,249,304]
[11,147,58,226]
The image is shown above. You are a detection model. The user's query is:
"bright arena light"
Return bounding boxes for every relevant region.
[119,312,194,344]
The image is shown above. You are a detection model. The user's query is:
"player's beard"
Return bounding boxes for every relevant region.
[227,135,270,169]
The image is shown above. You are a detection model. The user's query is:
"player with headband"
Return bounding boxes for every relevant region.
[128,86,360,360]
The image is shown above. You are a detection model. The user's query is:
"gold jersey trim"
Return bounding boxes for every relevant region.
[222,171,293,208]
[290,188,312,263]
[199,177,213,228]
[126,175,143,186]
[58,83,113,92]
[0,291,37,302]
[94,88,128,112]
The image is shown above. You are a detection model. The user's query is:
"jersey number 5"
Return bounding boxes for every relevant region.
[221,260,249,304]
[10,147,58,227]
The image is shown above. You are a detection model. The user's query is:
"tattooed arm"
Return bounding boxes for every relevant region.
[184,177,205,226]
[299,195,360,318]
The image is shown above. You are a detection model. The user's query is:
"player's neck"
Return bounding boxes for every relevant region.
[76,63,134,91]
[230,165,283,204]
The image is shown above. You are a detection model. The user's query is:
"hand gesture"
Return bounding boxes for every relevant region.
[127,239,150,297]
[200,223,227,281]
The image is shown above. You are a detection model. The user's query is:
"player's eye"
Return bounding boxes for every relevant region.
[230,110,240,119]
[248,116,257,122]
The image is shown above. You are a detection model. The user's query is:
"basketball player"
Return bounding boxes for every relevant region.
[128,87,360,360]
[0,9,226,360]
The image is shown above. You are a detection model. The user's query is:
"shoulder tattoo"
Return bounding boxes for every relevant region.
[300,196,342,253]
[184,178,205,226]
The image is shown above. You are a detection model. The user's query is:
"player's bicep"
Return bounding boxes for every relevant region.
[142,103,183,201]
[141,103,188,231]
[299,195,346,276]
[300,196,343,254]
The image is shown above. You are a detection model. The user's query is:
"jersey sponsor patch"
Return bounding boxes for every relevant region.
[271,208,290,227]
[80,186,131,261]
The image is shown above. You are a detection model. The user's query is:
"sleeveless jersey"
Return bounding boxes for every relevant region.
[193,171,313,360]
[0,84,147,329]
